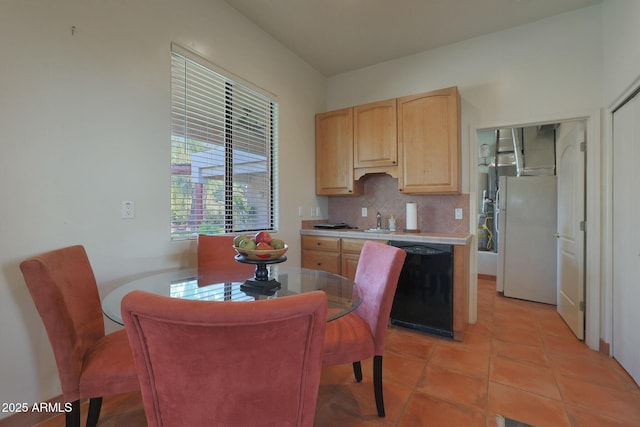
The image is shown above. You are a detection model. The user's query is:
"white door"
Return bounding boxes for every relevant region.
[556,121,586,340]
[612,92,640,384]
[496,177,506,293]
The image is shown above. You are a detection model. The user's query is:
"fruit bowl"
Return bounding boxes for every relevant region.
[233,244,288,261]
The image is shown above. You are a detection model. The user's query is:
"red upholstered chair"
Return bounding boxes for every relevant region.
[121,290,328,427]
[197,234,255,284]
[322,240,406,417]
[19,245,139,427]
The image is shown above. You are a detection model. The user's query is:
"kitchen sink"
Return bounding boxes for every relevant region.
[361,228,391,233]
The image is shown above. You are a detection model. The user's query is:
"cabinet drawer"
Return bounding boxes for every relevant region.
[302,236,341,252]
[341,238,368,254]
[302,250,341,275]
[342,238,387,254]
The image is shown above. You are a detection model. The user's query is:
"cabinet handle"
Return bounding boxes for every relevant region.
[316,262,322,266]
[316,242,321,246]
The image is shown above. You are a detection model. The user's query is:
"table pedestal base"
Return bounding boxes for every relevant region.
[240,278,281,295]
[235,255,286,295]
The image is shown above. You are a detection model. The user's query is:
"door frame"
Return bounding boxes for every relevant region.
[603,77,640,356]
[471,109,602,351]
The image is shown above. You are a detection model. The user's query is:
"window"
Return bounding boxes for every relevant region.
[170,46,278,240]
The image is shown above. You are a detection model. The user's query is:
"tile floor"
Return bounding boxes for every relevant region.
[36,278,640,427]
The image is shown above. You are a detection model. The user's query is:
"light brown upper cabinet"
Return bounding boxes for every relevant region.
[353,99,397,172]
[397,87,461,194]
[316,86,460,196]
[316,108,363,196]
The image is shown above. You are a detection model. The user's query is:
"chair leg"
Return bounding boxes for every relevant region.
[373,355,385,417]
[65,400,80,427]
[86,397,103,427]
[352,361,363,382]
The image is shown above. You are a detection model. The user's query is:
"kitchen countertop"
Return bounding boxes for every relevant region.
[300,228,472,246]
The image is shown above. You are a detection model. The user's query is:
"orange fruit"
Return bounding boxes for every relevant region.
[256,242,273,250]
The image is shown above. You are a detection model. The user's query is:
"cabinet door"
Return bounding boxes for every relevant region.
[315,108,362,195]
[397,87,460,194]
[341,253,360,282]
[340,238,387,281]
[354,99,397,168]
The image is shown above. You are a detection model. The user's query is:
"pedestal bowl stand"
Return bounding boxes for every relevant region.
[235,255,287,294]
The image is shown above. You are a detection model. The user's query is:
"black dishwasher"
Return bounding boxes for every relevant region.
[389,241,454,338]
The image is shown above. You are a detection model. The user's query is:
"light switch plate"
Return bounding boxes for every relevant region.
[454,208,463,220]
[361,207,368,217]
[122,201,135,219]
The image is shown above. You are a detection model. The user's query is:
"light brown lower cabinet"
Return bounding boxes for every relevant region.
[340,253,360,282]
[301,236,385,279]
[453,242,470,339]
[340,238,386,281]
[301,236,341,274]
[301,233,471,339]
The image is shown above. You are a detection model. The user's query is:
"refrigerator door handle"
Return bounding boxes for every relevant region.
[553,233,561,238]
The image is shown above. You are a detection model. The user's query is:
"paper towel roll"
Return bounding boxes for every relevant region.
[406,202,418,230]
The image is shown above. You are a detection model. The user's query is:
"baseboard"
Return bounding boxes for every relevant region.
[0,394,65,427]
[599,339,611,355]
[478,274,496,281]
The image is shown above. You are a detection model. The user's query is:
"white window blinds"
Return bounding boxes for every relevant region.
[170,48,278,240]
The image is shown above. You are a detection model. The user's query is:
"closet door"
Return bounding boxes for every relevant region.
[612,91,640,385]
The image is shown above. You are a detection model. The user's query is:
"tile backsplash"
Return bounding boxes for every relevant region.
[327,174,470,234]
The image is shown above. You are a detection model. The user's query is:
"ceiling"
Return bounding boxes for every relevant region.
[224,0,601,76]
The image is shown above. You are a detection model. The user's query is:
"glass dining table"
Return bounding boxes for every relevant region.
[102,265,361,325]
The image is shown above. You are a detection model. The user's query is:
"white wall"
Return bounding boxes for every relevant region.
[602,0,640,106]
[3,0,638,415]
[327,5,603,191]
[325,5,603,329]
[0,0,325,414]
[600,0,640,349]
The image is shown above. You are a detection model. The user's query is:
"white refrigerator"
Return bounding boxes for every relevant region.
[496,175,557,305]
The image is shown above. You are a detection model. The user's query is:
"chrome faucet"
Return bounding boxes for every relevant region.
[376,212,382,229]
